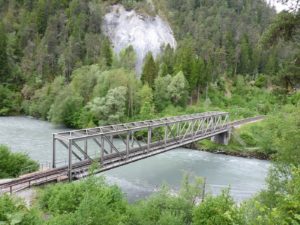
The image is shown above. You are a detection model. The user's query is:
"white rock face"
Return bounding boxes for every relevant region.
[103,5,177,75]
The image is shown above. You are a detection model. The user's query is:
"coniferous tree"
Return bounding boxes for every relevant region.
[141,52,158,87]
[264,50,279,76]
[238,34,252,74]
[102,37,113,68]
[36,0,48,35]
[174,42,195,87]
[225,31,236,76]
[0,23,9,82]
[160,44,175,75]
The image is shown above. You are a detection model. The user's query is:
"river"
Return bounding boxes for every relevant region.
[0,116,270,202]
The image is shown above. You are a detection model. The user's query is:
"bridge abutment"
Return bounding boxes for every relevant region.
[211,130,231,145]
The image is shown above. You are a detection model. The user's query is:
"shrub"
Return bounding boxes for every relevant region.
[254,75,267,88]
[39,177,128,225]
[0,195,41,225]
[0,145,39,178]
[193,189,245,225]
[48,88,84,128]
[0,85,22,115]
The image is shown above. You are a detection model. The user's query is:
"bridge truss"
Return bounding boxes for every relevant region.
[53,111,229,180]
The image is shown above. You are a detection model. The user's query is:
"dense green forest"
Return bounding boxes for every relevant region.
[0,0,298,126]
[0,0,299,224]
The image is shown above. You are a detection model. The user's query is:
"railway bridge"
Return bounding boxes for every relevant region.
[0,112,263,194]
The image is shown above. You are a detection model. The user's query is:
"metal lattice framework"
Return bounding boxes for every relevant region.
[53,111,229,180]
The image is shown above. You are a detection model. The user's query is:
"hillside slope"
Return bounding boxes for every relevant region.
[0,0,298,126]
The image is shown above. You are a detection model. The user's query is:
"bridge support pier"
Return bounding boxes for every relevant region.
[211,130,231,145]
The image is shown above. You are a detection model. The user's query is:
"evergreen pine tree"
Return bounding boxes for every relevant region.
[238,34,252,74]
[141,52,158,87]
[174,41,195,88]
[102,37,113,68]
[36,0,48,35]
[225,31,236,76]
[0,23,9,82]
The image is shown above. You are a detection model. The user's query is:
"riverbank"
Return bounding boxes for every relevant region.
[192,137,272,160]
[198,148,270,160]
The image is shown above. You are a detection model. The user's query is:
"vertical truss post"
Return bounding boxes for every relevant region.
[110,135,113,153]
[84,139,88,159]
[68,139,72,182]
[101,135,104,165]
[176,122,180,137]
[191,120,195,137]
[164,125,168,146]
[147,127,152,152]
[126,132,130,158]
[52,134,56,168]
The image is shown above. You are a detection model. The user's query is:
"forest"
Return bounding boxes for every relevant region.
[0,0,298,126]
[0,0,299,224]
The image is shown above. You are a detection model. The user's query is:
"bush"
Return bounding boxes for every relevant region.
[0,85,22,115]
[0,195,41,225]
[39,177,128,225]
[193,189,245,225]
[0,145,39,178]
[254,75,267,88]
[28,77,65,119]
[48,88,84,128]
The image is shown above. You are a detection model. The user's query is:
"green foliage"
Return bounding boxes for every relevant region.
[102,37,114,68]
[92,68,141,118]
[167,71,189,106]
[0,85,22,115]
[272,105,300,165]
[0,195,41,225]
[254,74,267,88]
[261,11,300,46]
[237,34,253,75]
[39,177,127,225]
[0,0,297,119]
[0,145,39,178]
[27,77,65,119]
[174,39,196,87]
[121,0,145,9]
[114,45,137,71]
[126,188,188,225]
[242,166,300,225]
[48,88,84,128]
[289,91,300,105]
[141,52,158,87]
[87,86,127,125]
[70,65,99,103]
[139,84,155,118]
[193,189,244,225]
[0,23,10,83]
[234,104,300,163]
[154,75,172,111]
[126,174,204,225]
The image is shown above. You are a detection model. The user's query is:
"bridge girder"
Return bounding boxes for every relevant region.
[53,112,229,181]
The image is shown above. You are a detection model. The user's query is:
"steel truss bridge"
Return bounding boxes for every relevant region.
[0,112,263,194]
